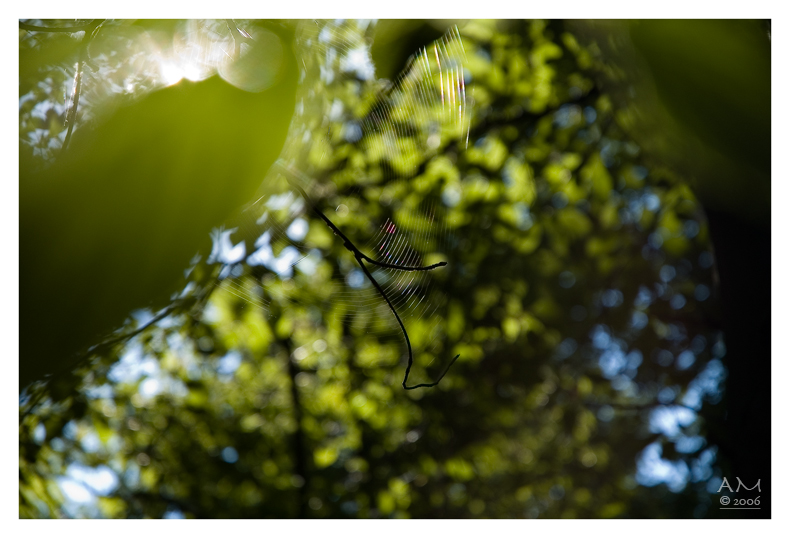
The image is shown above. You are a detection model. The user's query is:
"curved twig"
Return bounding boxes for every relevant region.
[354,257,459,389]
[279,166,459,389]
[276,161,447,273]
[308,199,448,273]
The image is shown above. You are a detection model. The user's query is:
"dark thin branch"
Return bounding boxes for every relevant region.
[19,20,102,33]
[283,337,309,517]
[310,206,448,272]
[354,255,459,390]
[88,301,186,356]
[276,161,446,273]
[280,166,459,390]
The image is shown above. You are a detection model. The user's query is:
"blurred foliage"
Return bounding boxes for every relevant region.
[19,19,296,388]
[20,19,744,519]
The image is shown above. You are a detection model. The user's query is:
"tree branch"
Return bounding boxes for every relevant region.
[19,20,102,34]
[20,19,106,154]
[354,255,459,390]
[20,297,193,423]
[59,20,105,153]
[283,337,309,517]
[279,164,459,390]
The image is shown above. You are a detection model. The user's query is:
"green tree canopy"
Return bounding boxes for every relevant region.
[19,19,769,519]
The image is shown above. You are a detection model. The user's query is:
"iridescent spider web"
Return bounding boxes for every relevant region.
[210,19,473,377]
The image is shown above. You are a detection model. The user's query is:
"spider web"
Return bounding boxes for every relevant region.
[209,19,474,372]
